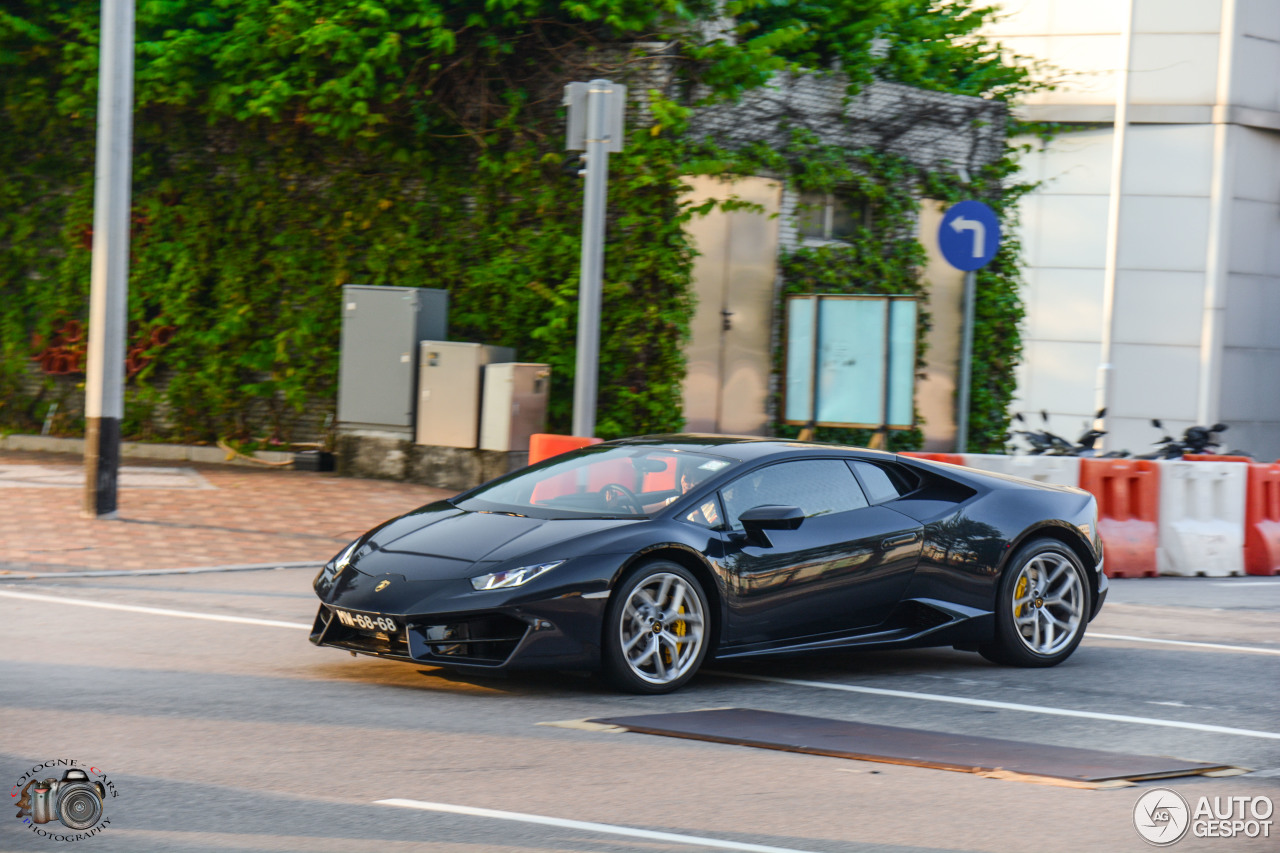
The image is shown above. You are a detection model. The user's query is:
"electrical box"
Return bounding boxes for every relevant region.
[338,285,448,434]
[416,342,516,448]
[480,364,551,452]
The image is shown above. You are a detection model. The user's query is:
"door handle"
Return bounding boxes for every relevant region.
[881,531,921,549]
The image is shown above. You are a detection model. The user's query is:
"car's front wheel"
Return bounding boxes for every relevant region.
[980,538,1090,667]
[603,561,709,694]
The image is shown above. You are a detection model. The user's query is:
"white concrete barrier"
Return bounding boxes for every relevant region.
[961,454,1082,488]
[1156,461,1247,577]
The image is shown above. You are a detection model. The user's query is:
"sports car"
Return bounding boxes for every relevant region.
[310,435,1107,693]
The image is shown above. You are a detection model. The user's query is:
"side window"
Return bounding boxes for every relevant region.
[849,460,916,504]
[682,493,724,529]
[720,460,868,530]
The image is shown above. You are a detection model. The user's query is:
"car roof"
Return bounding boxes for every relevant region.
[603,434,900,464]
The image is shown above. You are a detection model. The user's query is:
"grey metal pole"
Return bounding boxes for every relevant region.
[955,269,976,453]
[83,0,135,518]
[571,80,612,438]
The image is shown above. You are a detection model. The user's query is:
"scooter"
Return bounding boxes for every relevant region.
[1134,419,1251,459]
[1010,409,1118,456]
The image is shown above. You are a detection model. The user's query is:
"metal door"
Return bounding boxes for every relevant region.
[681,177,782,435]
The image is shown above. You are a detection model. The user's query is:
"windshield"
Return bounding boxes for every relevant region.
[455,445,737,519]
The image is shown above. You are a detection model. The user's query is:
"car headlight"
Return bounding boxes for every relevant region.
[315,538,361,591]
[470,560,565,591]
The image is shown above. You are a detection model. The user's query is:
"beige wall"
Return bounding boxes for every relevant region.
[916,201,966,451]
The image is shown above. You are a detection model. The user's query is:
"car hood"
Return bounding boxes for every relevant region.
[343,503,637,581]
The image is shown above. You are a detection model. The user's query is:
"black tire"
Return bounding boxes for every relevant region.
[979,538,1090,667]
[602,561,710,694]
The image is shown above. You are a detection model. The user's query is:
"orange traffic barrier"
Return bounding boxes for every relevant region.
[1245,463,1280,576]
[1079,458,1160,578]
[900,452,966,466]
[527,433,602,465]
[1183,454,1252,463]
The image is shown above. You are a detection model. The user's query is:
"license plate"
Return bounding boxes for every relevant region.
[332,608,398,634]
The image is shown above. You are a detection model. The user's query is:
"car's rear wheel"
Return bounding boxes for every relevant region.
[603,561,709,694]
[980,538,1089,667]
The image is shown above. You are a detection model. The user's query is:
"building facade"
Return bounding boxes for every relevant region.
[987,0,1280,458]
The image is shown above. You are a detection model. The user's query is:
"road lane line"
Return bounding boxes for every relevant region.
[0,589,310,630]
[1089,632,1280,656]
[711,673,1280,740]
[0,562,322,580]
[7,589,1276,742]
[374,799,824,853]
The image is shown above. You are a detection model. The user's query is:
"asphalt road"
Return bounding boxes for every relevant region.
[1,571,1278,853]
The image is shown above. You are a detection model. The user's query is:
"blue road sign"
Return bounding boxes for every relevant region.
[939,200,1000,271]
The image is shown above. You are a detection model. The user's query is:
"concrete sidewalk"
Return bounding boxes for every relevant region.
[0,449,453,576]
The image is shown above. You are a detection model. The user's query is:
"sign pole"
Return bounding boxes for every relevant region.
[955,270,976,453]
[83,0,135,518]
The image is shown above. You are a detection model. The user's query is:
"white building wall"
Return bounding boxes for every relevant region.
[987,0,1280,459]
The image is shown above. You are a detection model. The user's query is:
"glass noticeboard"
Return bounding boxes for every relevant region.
[784,294,918,429]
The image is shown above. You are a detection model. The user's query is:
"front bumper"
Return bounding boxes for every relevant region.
[310,595,609,671]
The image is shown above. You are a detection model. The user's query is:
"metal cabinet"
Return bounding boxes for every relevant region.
[480,363,551,452]
[338,285,448,434]
[416,342,515,448]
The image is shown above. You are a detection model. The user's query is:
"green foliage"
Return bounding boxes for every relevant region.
[0,0,1035,446]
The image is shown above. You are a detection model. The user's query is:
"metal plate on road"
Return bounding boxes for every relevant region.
[590,708,1238,785]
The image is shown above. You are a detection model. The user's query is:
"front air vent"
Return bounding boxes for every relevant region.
[407,615,529,666]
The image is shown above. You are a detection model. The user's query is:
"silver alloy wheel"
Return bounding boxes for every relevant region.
[618,571,706,685]
[1010,551,1084,656]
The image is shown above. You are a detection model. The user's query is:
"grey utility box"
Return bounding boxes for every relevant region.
[417,341,516,448]
[480,363,551,452]
[338,285,448,434]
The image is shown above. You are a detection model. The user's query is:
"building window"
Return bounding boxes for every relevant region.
[795,191,868,243]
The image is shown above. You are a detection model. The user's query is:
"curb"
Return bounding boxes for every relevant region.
[0,434,296,466]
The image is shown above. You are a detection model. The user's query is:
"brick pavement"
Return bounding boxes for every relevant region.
[0,449,453,574]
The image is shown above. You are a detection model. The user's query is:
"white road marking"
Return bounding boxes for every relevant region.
[1214,581,1280,587]
[712,673,1280,741]
[374,799,824,853]
[0,562,321,580]
[0,589,311,630]
[1089,632,1280,656]
[7,589,1276,742]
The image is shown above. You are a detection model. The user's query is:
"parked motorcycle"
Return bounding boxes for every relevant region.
[1010,409,1120,457]
[1134,419,1252,460]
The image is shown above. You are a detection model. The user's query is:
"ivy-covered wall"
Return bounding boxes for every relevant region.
[0,1,1042,451]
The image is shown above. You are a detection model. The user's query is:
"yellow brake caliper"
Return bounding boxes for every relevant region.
[1014,575,1028,618]
[663,606,687,665]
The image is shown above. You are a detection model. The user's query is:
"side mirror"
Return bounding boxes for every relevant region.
[1211,423,1228,433]
[738,505,804,547]
[1151,419,1163,429]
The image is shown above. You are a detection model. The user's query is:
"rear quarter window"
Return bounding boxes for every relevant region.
[848,460,919,504]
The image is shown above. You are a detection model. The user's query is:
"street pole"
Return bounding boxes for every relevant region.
[569,79,623,438]
[955,269,976,453]
[83,0,135,518]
